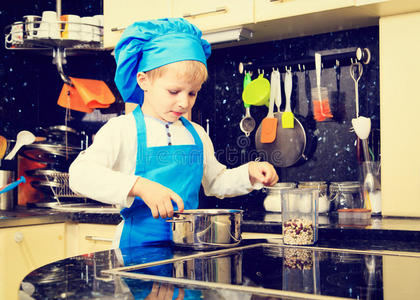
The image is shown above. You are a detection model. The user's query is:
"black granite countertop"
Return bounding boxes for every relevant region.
[3,206,420,253]
[0,207,69,228]
[20,239,420,300]
[7,206,420,299]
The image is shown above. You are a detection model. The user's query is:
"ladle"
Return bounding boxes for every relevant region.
[5,130,36,160]
[239,72,255,137]
[350,62,363,118]
[239,104,256,137]
[351,117,380,193]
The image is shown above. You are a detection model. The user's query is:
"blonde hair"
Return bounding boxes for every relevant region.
[146,60,208,84]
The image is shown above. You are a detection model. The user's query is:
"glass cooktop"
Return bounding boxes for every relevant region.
[104,243,420,299]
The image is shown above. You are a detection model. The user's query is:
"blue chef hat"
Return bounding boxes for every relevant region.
[114,18,211,105]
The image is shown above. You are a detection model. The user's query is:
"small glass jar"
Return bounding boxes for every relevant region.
[281,188,319,245]
[263,182,296,212]
[310,87,333,121]
[298,181,330,214]
[329,181,363,211]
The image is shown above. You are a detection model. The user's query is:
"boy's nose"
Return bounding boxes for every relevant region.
[177,95,189,108]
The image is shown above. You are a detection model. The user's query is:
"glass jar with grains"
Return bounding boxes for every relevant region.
[281,188,319,245]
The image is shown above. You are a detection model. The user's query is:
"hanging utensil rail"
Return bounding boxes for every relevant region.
[239,47,371,74]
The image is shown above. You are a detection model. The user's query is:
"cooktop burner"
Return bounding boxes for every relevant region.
[101,243,418,299]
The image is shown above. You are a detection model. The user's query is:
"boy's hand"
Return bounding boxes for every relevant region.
[248,161,279,187]
[129,177,184,219]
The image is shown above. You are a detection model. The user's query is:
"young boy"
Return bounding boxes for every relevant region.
[69,18,278,248]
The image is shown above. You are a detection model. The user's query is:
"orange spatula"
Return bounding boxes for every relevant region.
[260,70,278,143]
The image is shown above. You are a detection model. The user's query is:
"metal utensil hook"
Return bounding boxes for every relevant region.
[238,61,253,74]
[52,47,73,86]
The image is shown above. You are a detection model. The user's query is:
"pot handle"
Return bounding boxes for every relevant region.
[166,217,191,223]
[166,217,193,231]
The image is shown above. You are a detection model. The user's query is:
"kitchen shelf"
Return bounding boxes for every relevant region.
[4,20,106,85]
[4,20,104,50]
[6,38,102,51]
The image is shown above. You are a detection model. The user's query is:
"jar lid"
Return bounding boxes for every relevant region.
[266,182,296,190]
[298,181,327,189]
[264,182,296,194]
[337,208,371,212]
[330,181,361,192]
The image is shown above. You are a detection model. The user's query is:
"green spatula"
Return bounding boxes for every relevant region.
[282,69,294,128]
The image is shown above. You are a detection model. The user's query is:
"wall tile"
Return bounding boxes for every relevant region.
[0,2,379,212]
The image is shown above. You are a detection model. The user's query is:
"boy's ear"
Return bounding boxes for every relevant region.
[136,72,149,91]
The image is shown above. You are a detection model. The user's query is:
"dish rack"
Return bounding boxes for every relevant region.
[32,171,84,204]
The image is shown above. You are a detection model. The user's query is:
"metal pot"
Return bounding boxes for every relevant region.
[0,170,16,210]
[167,209,243,250]
[173,251,243,284]
[0,159,17,210]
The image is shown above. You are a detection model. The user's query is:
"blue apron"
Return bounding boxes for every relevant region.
[119,106,203,249]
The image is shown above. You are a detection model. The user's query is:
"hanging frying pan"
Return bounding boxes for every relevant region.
[255,115,306,167]
[255,70,307,167]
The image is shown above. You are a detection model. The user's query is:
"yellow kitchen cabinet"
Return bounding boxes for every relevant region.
[383,255,420,299]
[66,223,116,257]
[254,0,355,22]
[355,0,387,5]
[103,0,172,48]
[0,223,66,300]
[171,0,253,32]
[380,12,420,217]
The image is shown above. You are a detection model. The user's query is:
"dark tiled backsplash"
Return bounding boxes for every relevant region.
[199,26,379,211]
[0,2,379,211]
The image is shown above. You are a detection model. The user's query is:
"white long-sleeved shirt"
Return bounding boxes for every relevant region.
[69,113,258,209]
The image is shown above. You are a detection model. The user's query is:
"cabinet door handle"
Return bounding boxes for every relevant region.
[111,27,126,32]
[14,232,24,243]
[85,235,113,242]
[183,7,227,18]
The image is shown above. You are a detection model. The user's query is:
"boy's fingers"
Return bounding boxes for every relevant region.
[171,193,184,212]
[164,199,175,218]
[149,205,159,219]
[158,204,168,219]
[176,288,185,300]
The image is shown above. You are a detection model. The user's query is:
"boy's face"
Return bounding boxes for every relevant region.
[137,63,204,123]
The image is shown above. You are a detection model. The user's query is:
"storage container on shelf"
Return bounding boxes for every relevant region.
[281,188,319,245]
[329,181,363,212]
[298,181,330,214]
[337,208,371,226]
[263,182,296,212]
